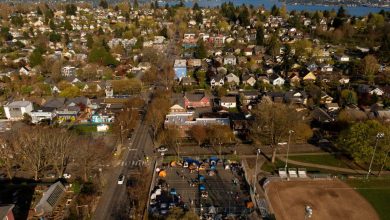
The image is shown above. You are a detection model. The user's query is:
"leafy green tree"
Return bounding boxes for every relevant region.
[256,26,264,45]
[64,19,72,31]
[361,55,379,84]
[86,34,94,49]
[338,120,390,166]
[65,4,77,16]
[340,89,358,105]
[29,49,44,67]
[60,86,81,98]
[192,2,200,11]
[49,32,61,43]
[99,0,109,9]
[88,46,118,66]
[49,19,56,30]
[195,39,207,59]
[11,14,24,27]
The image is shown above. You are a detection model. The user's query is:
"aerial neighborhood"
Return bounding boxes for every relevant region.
[0,0,389,220]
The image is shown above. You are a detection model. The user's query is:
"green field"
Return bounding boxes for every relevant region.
[288,154,356,169]
[346,178,390,220]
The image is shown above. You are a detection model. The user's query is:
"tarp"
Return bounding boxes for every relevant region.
[159,170,167,177]
[183,157,201,165]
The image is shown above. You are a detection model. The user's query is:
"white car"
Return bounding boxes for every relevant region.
[63,173,71,179]
[118,174,125,185]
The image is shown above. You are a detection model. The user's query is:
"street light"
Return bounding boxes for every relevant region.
[366,132,385,180]
[253,149,261,194]
[285,130,295,170]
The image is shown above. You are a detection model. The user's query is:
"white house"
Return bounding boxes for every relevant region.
[225,73,240,85]
[271,75,285,86]
[30,108,56,124]
[220,96,237,108]
[62,66,76,77]
[4,101,34,120]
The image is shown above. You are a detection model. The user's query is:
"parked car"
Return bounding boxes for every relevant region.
[118,174,125,184]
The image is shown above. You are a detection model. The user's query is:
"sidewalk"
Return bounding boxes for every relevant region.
[277,156,390,175]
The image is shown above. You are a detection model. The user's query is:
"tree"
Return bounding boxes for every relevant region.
[0,132,17,179]
[75,136,111,182]
[49,32,61,43]
[337,6,347,18]
[166,207,198,220]
[133,0,139,9]
[271,5,280,16]
[146,96,170,141]
[267,33,280,57]
[86,33,94,49]
[192,2,200,11]
[64,19,72,30]
[251,99,310,163]
[60,86,81,98]
[29,49,44,67]
[238,5,250,27]
[361,55,379,84]
[65,4,77,16]
[256,26,264,45]
[189,125,207,146]
[195,39,207,59]
[340,89,358,105]
[99,0,109,9]
[207,125,234,157]
[88,46,118,66]
[338,120,390,166]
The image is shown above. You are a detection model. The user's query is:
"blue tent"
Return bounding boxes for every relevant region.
[199,175,205,181]
[199,184,206,191]
[183,157,201,166]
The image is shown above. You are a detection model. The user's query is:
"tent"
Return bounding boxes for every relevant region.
[246,201,254,208]
[159,170,167,177]
[199,184,206,191]
[199,175,205,181]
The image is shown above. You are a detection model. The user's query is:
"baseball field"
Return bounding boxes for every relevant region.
[265,179,379,220]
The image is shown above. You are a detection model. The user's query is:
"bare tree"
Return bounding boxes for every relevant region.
[145,96,170,141]
[74,137,111,182]
[250,99,309,163]
[46,128,75,177]
[188,125,207,146]
[14,127,51,180]
[0,132,17,179]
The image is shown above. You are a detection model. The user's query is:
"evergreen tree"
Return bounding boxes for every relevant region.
[37,6,42,15]
[193,2,200,11]
[256,26,264,45]
[134,0,139,9]
[64,19,72,31]
[86,34,94,49]
[195,39,207,59]
[29,49,44,67]
[99,0,109,9]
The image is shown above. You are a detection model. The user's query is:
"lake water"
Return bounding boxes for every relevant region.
[164,0,389,16]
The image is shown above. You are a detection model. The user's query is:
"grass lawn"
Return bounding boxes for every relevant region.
[288,154,356,169]
[346,178,390,220]
[70,124,112,134]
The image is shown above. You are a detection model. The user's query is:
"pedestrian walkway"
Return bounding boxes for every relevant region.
[277,156,390,175]
[120,160,146,167]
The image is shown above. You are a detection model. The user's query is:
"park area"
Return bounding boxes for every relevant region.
[264,179,379,220]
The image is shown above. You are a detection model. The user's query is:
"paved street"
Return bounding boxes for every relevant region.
[92,121,154,220]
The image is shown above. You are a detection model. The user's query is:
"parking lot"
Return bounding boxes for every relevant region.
[149,157,253,218]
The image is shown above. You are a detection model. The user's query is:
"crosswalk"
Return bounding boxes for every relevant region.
[120,160,146,167]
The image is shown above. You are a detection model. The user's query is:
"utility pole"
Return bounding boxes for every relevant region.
[253,149,261,194]
[285,130,295,170]
[366,132,384,180]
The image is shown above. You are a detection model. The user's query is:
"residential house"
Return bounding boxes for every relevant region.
[3,101,33,120]
[223,54,237,66]
[19,66,32,76]
[30,107,56,124]
[184,93,211,108]
[243,48,253,56]
[325,103,340,112]
[369,87,384,96]
[241,90,259,105]
[187,59,202,68]
[303,72,317,81]
[174,59,187,79]
[210,74,225,87]
[337,55,350,62]
[62,66,76,77]
[258,75,270,84]
[0,204,15,220]
[170,103,186,113]
[220,96,237,108]
[320,64,333,72]
[320,91,334,104]
[181,76,197,86]
[225,73,240,85]
[269,74,285,86]
[35,182,66,216]
[91,108,115,123]
[242,74,256,87]
[284,91,307,105]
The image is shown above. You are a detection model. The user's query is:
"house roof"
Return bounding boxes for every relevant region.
[6,101,32,108]
[185,93,206,102]
[221,96,236,103]
[0,204,14,219]
[35,181,65,215]
[44,97,66,109]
